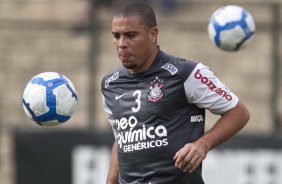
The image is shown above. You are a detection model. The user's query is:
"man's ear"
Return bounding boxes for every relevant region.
[149,27,158,43]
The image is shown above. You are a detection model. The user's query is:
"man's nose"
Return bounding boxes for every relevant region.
[118,36,127,48]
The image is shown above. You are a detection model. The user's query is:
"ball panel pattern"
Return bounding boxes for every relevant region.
[208,5,255,51]
[22,72,77,126]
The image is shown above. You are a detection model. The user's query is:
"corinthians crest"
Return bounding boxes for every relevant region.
[148,76,164,102]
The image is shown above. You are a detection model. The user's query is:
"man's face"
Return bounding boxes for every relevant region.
[112,16,158,73]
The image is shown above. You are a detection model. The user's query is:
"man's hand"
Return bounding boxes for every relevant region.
[173,139,209,173]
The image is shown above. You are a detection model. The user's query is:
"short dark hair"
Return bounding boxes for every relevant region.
[114,1,157,28]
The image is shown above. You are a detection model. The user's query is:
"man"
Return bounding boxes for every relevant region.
[101,1,250,184]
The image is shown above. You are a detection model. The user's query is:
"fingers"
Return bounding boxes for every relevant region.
[182,153,202,173]
[173,148,183,160]
[173,141,208,173]
[173,144,189,167]
[188,156,203,173]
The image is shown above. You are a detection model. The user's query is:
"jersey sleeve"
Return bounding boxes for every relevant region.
[101,93,117,138]
[184,63,238,115]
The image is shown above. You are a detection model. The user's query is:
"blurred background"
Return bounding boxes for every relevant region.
[0,0,281,184]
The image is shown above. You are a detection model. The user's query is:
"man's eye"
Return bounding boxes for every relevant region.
[113,34,120,39]
[127,33,136,38]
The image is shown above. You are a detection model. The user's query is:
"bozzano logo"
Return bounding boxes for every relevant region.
[194,69,232,101]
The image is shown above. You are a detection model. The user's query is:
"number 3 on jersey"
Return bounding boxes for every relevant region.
[132,90,141,113]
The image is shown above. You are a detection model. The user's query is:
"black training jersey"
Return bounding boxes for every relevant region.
[101,50,238,184]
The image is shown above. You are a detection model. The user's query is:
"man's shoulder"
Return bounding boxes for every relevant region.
[101,66,124,89]
[102,66,123,78]
[159,50,199,77]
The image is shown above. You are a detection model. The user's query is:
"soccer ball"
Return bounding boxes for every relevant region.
[208,5,255,51]
[22,72,78,126]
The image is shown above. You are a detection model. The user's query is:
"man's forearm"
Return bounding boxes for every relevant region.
[174,100,249,173]
[200,100,250,150]
[107,141,119,184]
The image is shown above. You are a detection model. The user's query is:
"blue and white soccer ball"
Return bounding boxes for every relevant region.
[208,5,255,51]
[22,72,78,126]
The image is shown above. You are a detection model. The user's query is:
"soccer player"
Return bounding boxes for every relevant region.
[101,1,250,184]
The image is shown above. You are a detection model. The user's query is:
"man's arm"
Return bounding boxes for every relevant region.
[107,141,119,184]
[174,100,250,173]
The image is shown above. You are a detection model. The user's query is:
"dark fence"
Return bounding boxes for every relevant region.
[15,130,282,184]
